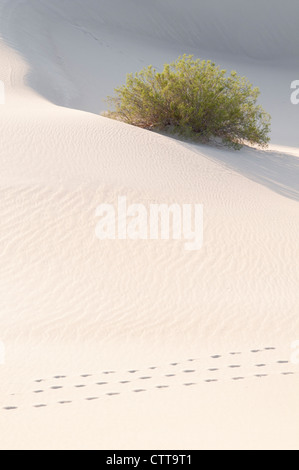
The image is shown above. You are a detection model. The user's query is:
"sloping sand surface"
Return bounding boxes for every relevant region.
[0,0,298,449]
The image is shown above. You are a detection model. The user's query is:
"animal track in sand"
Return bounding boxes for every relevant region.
[3,366,297,413]
[2,346,296,412]
[30,346,282,387]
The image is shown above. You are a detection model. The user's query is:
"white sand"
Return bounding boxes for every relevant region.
[0,0,298,450]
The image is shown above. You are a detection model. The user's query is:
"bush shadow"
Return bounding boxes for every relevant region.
[187,142,299,202]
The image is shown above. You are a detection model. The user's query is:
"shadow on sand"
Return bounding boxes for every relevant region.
[1,1,298,203]
[187,143,299,202]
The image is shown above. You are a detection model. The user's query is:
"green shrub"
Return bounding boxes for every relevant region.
[104,55,271,150]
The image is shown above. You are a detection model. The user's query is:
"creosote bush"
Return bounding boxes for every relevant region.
[105,55,271,150]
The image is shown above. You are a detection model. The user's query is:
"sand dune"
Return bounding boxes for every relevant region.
[0,0,298,450]
[1,0,299,145]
